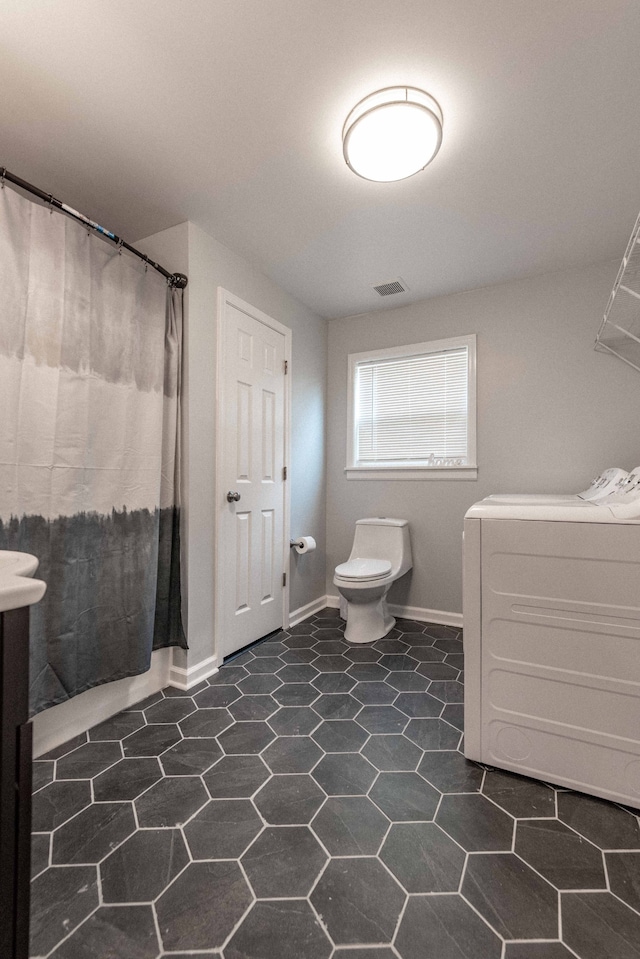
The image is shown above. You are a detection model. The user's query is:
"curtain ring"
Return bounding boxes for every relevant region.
[116,238,124,256]
[47,194,54,214]
[0,169,5,189]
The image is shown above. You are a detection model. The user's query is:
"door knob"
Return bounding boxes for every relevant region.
[226,491,241,502]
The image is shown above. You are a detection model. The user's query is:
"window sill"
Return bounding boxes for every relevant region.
[345,467,478,481]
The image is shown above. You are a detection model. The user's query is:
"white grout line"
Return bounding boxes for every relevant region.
[41,892,101,959]
[457,889,508,944]
[608,886,640,919]
[457,848,470,894]
[216,879,255,955]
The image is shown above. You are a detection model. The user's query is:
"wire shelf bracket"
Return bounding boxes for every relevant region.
[595,210,640,373]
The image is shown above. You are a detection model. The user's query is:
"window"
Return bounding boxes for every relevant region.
[346,334,476,480]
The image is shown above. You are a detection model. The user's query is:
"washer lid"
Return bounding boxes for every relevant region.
[335,558,392,581]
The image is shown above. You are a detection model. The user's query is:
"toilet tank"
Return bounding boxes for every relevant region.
[350,518,412,578]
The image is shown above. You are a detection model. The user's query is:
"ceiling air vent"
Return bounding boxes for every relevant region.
[373,278,409,297]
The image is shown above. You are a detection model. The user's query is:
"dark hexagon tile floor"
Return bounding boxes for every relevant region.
[30,611,640,959]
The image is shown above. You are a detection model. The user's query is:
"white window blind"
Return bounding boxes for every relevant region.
[354,346,469,467]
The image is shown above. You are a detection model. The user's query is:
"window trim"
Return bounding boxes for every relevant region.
[345,333,477,480]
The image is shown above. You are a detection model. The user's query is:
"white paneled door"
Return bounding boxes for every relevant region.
[217,290,291,658]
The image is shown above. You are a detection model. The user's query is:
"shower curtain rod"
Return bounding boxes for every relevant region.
[0,166,188,289]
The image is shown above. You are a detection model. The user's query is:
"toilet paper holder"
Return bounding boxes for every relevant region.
[290,536,317,554]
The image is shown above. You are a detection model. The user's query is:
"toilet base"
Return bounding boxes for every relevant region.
[343,596,396,644]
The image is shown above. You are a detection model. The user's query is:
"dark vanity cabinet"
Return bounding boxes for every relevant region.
[0,606,33,959]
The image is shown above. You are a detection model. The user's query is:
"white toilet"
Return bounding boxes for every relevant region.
[334,518,412,644]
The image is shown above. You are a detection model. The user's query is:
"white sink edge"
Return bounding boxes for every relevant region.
[0,550,40,577]
[0,575,46,613]
[0,550,47,612]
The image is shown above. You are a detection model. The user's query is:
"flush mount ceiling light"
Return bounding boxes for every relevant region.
[342,86,443,182]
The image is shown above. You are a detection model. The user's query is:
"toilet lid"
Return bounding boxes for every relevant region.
[335,558,392,581]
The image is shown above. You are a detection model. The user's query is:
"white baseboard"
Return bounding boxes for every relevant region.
[32,647,173,758]
[289,595,329,627]
[390,603,463,629]
[169,654,219,690]
[325,594,462,629]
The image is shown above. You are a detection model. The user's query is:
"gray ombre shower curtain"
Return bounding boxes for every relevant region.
[0,183,186,715]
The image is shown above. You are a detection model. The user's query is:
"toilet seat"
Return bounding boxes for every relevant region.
[334,558,392,582]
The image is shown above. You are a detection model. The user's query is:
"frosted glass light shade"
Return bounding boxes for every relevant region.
[343,87,443,182]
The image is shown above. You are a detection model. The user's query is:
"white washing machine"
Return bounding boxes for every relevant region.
[463,472,640,808]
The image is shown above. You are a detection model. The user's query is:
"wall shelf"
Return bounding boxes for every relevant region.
[595,211,640,372]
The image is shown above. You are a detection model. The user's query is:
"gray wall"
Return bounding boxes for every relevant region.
[327,259,640,616]
[140,222,327,667]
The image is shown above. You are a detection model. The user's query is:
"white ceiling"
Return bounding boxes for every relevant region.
[2,0,640,318]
